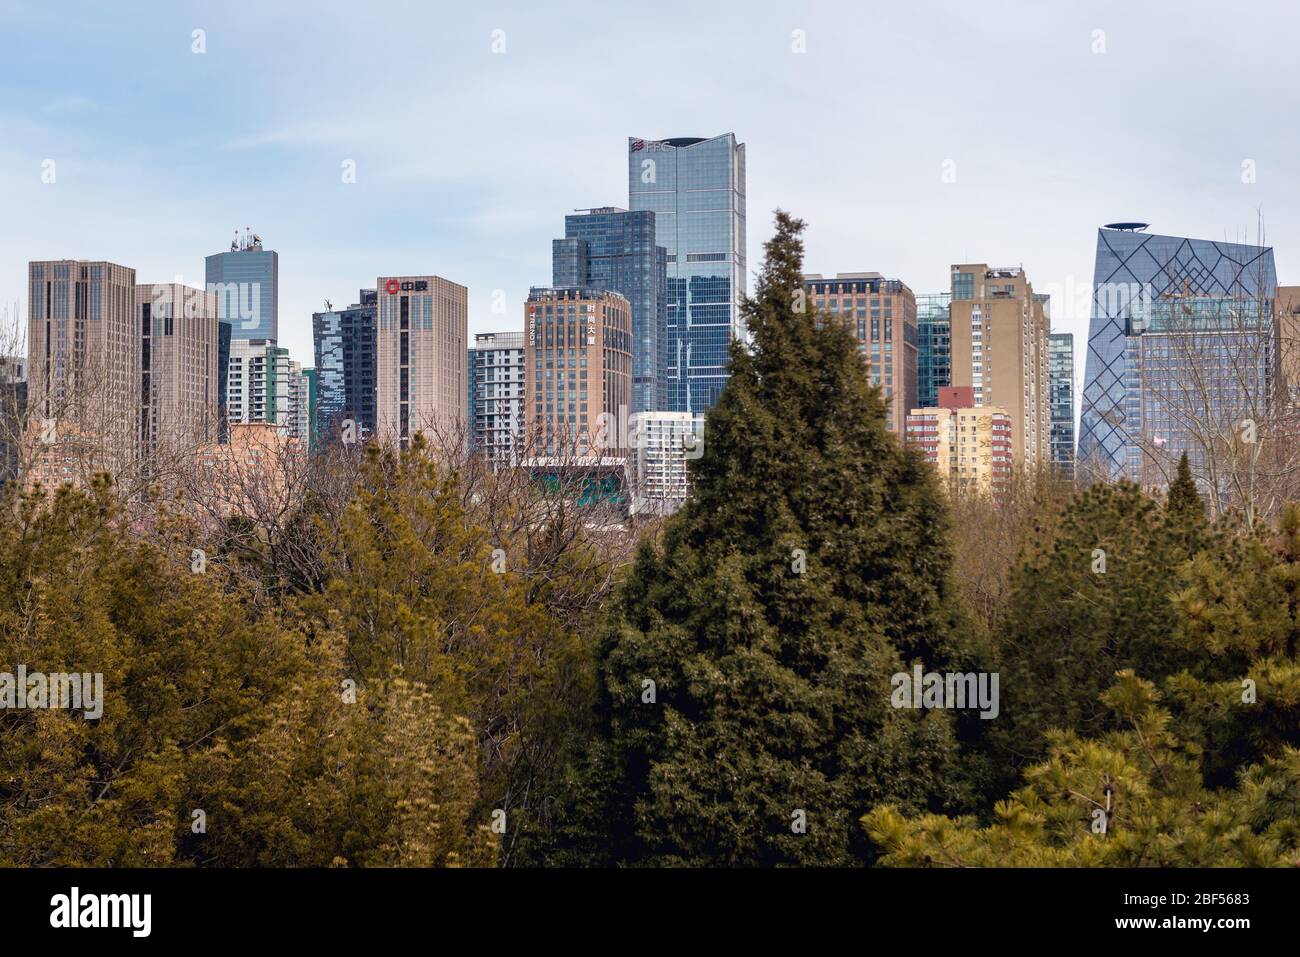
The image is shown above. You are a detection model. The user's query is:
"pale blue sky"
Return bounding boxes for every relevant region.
[2,0,1298,376]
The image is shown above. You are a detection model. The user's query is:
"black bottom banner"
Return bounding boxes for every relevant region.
[0,866,1282,944]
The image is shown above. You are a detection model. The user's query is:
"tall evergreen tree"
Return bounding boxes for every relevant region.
[1167,452,1204,520]
[562,212,978,866]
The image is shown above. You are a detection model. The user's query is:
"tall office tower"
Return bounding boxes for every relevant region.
[906,386,1013,497]
[468,331,525,463]
[553,207,667,413]
[948,264,1051,471]
[1079,224,1277,482]
[205,230,279,343]
[628,410,703,516]
[802,272,918,434]
[313,289,377,443]
[524,287,632,459]
[27,260,138,477]
[628,134,745,414]
[136,283,220,464]
[0,356,27,484]
[1048,332,1076,480]
[916,292,952,409]
[375,275,467,449]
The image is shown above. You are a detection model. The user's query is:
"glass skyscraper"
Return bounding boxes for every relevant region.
[1048,332,1075,479]
[553,208,667,413]
[916,292,951,409]
[628,134,745,414]
[312,289,377,443]
[205,234,279,343]
[1079,225,1276,481]
[1126,296,1273,489]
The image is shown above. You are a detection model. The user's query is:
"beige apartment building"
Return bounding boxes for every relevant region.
[906,386,1013,497]
[803,272,918,435]
[524,286,633,460]
[27,260,138,481]
[375,275,467,449]
[947,264,1050,471]
[137,283,220,462]
[1275,285,1300,408]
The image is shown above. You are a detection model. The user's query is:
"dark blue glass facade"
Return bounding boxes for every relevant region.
[628,134,745,414]
[552,208,667,412]
[205,247,279,341]
[1079,227,1276,480]
[311,289,377,443]
[916,292,951,409]
[216,319,232,442]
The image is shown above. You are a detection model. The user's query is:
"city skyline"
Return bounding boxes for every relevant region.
[4,0,1300,400]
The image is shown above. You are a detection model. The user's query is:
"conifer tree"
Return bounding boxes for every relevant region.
[989,480,1219,784]
[564,212,978,866]
[1166,452,1204,521]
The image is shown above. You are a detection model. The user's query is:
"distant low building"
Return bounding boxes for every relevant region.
[192,421,304,516]
[906,386,1013,497]
[628,410,703,516]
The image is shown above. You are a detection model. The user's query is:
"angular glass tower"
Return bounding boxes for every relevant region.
[1079,225,1276,480]
[628,134,745,414]
[552,208,667,413]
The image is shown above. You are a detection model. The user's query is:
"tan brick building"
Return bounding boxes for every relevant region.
[803,272,918,435]
[27,260,138,478]
[137,283,220,461]
[947,264,1050,471]
[375,275,467,449]
[192,421,304,516]
[524,286,632,460]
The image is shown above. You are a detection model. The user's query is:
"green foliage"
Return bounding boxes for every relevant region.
[1167,452,1204,522]
[989,480,1218,781]
[865,672,1300,866]
[1165,502,1300,786]
[0,479,494,867]
[297,437,597,865]
[562,212,982,866]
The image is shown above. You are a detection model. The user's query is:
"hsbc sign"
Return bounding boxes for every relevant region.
[385,279,429,294]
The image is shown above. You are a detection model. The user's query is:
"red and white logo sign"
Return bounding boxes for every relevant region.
[385,279,429,294]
